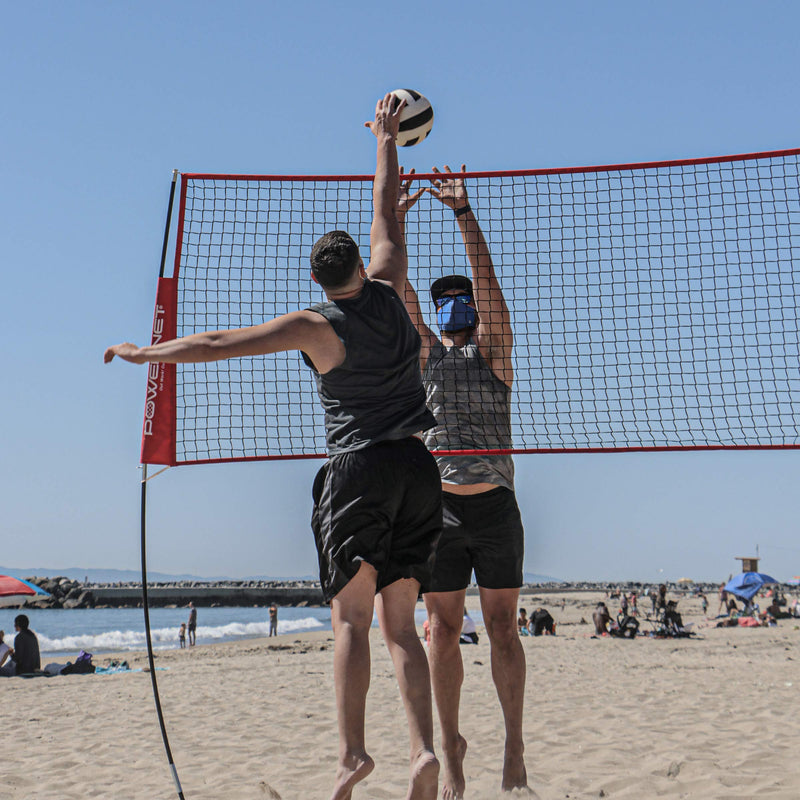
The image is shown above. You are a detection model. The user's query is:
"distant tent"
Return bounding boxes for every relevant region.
[724,572,777,602]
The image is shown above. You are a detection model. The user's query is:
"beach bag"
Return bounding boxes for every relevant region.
[61,650,96,675]
[610,614,639,639]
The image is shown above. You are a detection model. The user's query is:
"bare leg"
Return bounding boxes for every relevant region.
[424,590,468,800]
[375,580,439,800]
[479,587,528,792]
[329,562,378,800]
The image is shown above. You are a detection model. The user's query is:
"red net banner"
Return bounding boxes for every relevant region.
[140,277,177,465]
[141,148,800,466]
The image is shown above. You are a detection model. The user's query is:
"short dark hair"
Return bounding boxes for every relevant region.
[14,614,30,630]
[310,231,361,289]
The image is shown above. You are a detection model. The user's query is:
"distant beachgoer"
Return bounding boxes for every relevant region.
[517,608,530,636]
[620,593,629,617]
[699,593,708,616]
[529,607,555,636]
[0,630,16,677]
[763,598,786,621]
[650,588,658,615]
[592,602,611,636]
[187,602,197,646]
[717,584,728,616]
[268,604,278,637]
[422,617,431,645]
[178,623,186,648]
[656,584,668,614]
[629,592,638,616]
[664,600,684,633]
[459,609,479,645]
[13,614,41,675]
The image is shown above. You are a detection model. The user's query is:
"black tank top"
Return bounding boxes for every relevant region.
[303,279,435,455]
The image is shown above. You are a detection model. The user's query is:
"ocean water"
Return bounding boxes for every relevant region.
[0,604,446,659]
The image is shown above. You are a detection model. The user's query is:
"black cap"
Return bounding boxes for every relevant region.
[430,275,473,304]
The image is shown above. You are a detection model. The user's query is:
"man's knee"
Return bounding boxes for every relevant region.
[483,609,518,645]
[429,614,463,646]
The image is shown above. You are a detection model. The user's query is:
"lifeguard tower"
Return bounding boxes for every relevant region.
[735,556,760,573]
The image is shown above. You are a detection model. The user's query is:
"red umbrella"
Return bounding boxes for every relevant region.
[0,575,50,607]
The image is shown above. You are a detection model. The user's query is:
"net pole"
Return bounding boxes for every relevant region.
[159,170,179,279]
[140,466,185,799]
[140,170,185,799]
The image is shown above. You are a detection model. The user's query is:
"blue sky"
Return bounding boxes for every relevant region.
[3,1,800,583]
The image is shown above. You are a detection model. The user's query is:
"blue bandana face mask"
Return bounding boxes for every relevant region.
[436,296,477,332]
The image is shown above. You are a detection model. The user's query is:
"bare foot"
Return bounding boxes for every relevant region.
[407,748,439,800]
[501,750,528,793]
[329,751,375,800]
[441,735,467,800]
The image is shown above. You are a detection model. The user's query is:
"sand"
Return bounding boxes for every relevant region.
[3,591,799,800]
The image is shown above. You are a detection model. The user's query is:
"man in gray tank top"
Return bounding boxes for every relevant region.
[398,164,529,797]
[106,95,441,800]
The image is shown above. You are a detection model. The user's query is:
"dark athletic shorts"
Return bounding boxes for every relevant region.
[311,437,443,602]
[428,486,524,593]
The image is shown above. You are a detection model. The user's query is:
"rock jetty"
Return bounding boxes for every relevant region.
[14,577,325,609]
[10,577,739,610]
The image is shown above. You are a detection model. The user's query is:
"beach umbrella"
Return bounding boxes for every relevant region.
[0,575,50,607]
[787,576,800,586]
[677,577,694,585]
[724,572,777,602]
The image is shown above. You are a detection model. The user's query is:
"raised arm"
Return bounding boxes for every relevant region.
[363,94,407,294]
[429,164,514,384]
[395,167,437,369]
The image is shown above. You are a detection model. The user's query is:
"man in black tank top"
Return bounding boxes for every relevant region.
[398,166,530,796]
[106,95,441,800]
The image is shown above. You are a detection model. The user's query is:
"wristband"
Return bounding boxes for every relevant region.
[454,204,471,217]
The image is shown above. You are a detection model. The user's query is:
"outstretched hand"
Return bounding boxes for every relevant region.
[364,93,406,140]
[104,343,144,364]
[428,164,469,210]
[396,167,426,219]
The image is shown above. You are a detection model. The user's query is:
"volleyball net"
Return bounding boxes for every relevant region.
[140,148,800,466]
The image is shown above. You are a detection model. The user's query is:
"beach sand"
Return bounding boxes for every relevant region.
[4,591,799,799]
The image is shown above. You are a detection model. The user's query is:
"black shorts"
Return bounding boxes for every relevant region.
[311,437,443,602]
[428,487,524,593]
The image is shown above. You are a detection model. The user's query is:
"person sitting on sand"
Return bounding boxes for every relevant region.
[592,602,611,636]
[664,600,685,633]
[517,608,530,636]
[13,614,40,675]
[762,598,787,622]
[459,609,479,645]
[529,607,555,636]
[0,630,16,677]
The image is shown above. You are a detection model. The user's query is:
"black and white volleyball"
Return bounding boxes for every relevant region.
[390,89,434,147]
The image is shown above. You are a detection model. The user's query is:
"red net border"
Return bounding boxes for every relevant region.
[146,145,800,465]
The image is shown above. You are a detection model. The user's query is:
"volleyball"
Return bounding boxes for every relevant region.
[390,89,434,147]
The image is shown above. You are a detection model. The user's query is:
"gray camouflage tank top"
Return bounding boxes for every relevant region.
[422,339,515,489]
